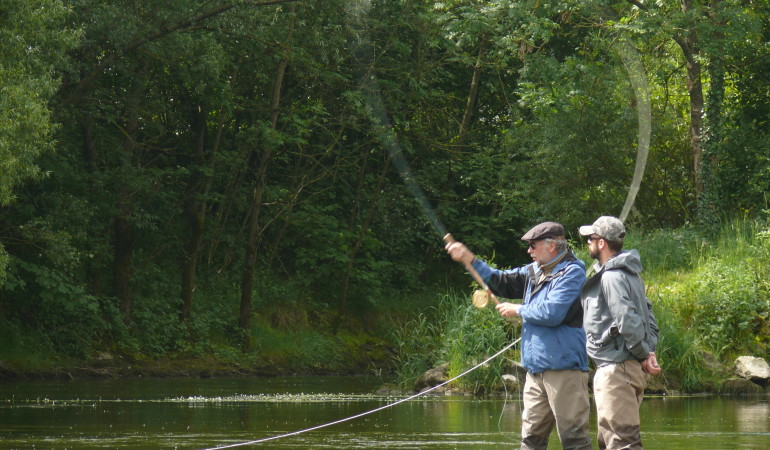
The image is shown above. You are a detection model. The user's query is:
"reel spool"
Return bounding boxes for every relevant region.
[472,289,491,308]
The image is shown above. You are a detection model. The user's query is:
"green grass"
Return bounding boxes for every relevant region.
[0,319,59,369]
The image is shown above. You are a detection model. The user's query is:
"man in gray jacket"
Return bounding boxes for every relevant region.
[578,216,660,449]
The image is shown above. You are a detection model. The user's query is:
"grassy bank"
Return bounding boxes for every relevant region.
[392,218,770,394]
[0,298,400,380]
[391,292,515,395]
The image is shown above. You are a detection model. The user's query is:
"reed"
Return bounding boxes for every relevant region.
[392,291,514,394]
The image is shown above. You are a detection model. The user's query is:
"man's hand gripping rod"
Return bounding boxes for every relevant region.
[443,233,499,306]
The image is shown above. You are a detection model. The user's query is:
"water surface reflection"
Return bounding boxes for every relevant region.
[0,377,767,449]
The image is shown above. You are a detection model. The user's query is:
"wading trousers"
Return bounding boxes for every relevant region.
[520,369,592,450]
[594,359,647,449]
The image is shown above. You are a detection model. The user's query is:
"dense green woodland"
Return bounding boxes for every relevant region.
[1,1,769,389]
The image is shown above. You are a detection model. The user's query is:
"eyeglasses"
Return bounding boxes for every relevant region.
[528,240,542,249]
[587,235,603,243]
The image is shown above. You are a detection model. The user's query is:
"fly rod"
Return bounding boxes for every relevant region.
[443,233,499,308]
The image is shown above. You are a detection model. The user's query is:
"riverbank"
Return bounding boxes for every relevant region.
[0,317,400,383]
[402,356,770,398]
[0,351,397,383]
[4,353,769,399]
[0,357,277,382]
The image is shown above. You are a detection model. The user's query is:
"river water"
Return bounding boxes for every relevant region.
[1,376,768,449]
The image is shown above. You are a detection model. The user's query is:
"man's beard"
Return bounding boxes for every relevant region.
[589,246,600,260]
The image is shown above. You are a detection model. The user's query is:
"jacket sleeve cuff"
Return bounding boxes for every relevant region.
[628,341,651,361]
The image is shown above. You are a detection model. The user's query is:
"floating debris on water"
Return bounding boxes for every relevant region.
[169,393,407,403]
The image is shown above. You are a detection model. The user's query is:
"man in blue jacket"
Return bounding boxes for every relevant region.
[446,222,591,450]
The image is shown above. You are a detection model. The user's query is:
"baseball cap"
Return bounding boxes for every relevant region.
[578,216,626,241]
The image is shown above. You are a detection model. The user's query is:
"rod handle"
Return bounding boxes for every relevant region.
[443,233,499,305]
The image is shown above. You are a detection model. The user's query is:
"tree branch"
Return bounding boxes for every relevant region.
[62,0,301,106]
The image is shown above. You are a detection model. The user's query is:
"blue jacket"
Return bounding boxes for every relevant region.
[472,251,588,374]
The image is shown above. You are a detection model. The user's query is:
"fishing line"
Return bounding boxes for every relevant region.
[616,36,651,223]
[204,337,521,449]
[496,370,522,447]
[206,2,532,448]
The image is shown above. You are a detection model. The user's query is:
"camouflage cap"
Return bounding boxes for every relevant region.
[521,221,565,241]
[578,216,626,241]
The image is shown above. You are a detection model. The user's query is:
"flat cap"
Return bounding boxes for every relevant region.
[521,221,565,241]
[579,216,626,241]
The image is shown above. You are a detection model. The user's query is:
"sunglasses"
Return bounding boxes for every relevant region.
[586,235,603,243]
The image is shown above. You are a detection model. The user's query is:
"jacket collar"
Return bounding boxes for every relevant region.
[527,250,578,296]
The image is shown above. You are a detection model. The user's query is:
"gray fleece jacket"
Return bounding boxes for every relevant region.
[580,249,659,367]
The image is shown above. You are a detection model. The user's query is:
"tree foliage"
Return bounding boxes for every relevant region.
[0,0,768,367]
[0,0,79,278]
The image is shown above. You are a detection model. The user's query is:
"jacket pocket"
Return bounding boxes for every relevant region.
[584,297,603,335]
[599,324,619,346]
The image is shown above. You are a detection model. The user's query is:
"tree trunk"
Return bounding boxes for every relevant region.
[113,66,146,324]
[674,34,704,197]
[82,122,103,298]
[239,6,296,332]
[674,0,705,198]
[457,39,488,145]
[697,0,725,221]
[623,0,705,201]
[180,107,219,322]
[239,146,273,331]
[337,158,389,313]
[113,212,133,323]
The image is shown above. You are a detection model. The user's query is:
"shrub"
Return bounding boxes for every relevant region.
[249,314,345,371]
[645,218,770,387]
[0,319,56,369]
[688,260,763,356]
[651,298,723,392]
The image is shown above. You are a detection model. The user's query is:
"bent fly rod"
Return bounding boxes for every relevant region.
[362,83,499,309]
[351,2,497,309]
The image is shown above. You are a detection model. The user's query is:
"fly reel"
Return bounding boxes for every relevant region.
[472,289,492,308]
